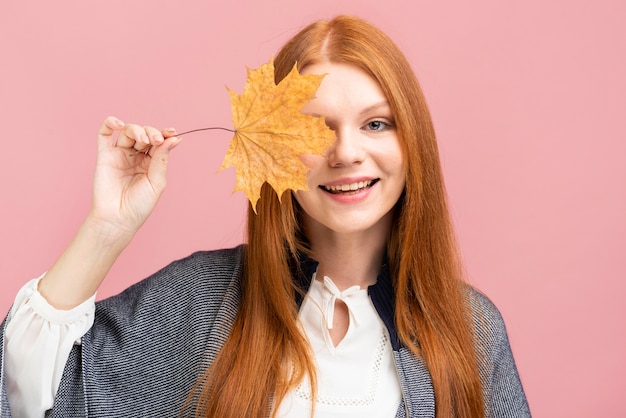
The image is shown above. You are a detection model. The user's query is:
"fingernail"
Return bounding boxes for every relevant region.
[164,127,177,134]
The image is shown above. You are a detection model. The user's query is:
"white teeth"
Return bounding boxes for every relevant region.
[323,180,373,192]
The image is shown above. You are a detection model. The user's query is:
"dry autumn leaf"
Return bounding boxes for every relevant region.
[220,59,335,212]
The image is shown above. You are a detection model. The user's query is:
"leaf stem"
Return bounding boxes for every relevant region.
[176,127,235,136]
[127,126,234,156]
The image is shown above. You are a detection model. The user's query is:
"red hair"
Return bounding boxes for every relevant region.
[191,15,484,418]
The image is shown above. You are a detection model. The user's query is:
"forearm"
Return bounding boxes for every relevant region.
[38,214,135,309]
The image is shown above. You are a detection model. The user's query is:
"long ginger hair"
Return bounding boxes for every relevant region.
[192,15,484,418]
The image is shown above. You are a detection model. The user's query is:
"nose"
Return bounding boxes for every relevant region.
[325,128,365,167]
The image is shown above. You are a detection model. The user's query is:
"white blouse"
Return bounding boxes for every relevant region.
[276,274,401,417]
[4,276,95,418]
[4,275,401,418]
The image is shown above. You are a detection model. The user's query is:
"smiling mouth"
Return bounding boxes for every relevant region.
[320,179,379,194]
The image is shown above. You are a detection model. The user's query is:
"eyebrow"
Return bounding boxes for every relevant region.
[359,101,391,116]
[309,101,392,119]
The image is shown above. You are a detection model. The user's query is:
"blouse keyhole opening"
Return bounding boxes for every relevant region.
[328,299,350,347]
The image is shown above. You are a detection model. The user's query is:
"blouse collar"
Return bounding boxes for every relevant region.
[290,253,400,350]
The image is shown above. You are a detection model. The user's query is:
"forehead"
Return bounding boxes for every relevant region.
[301,62,388,115]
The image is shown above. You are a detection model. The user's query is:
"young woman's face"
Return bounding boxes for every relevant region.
[295,62,405,238]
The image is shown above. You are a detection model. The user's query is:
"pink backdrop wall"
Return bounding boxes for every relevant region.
[1,1,624,416]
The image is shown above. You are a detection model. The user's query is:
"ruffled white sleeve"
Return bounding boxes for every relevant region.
[3,275,95,418]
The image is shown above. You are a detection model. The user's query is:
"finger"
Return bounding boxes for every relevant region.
[97,116,125,151]
[147,133,181,157]
[162,127,177,139]
[144,126,164,146]
[165,135,182,151]
[139,126,165,157]
[138,126,168,156]
[146,136,183,192]
[116,124,150,149]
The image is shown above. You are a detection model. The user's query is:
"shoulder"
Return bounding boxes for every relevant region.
[94,245,245,326]
[151,243,245,283]
[465,285,504,330]
[464,286,518,384]
[463,285,517,366]
[148,244,246,294]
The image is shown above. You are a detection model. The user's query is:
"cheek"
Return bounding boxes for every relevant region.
[300,154,326,189]
[299,154,326,170]
[381,145,405,176]
[392,143,406,177]
[293,189,315,218]
[385,148,407,193]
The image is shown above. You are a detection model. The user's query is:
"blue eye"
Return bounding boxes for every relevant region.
[365,120,390,132]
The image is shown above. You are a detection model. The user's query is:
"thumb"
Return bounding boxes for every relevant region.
[147,136,182,193]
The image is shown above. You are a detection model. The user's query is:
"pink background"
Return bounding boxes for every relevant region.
[1,1,624,416]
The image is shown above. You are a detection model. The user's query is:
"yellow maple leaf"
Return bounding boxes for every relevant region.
[220,59,335,212]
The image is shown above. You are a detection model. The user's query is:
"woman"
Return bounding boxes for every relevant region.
[1,15,530,418]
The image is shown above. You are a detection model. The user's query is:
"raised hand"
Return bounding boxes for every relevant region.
[38,117,182,309]
[89,116,182,238]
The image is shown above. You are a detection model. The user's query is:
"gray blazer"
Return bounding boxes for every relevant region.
[1,245,531,417]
